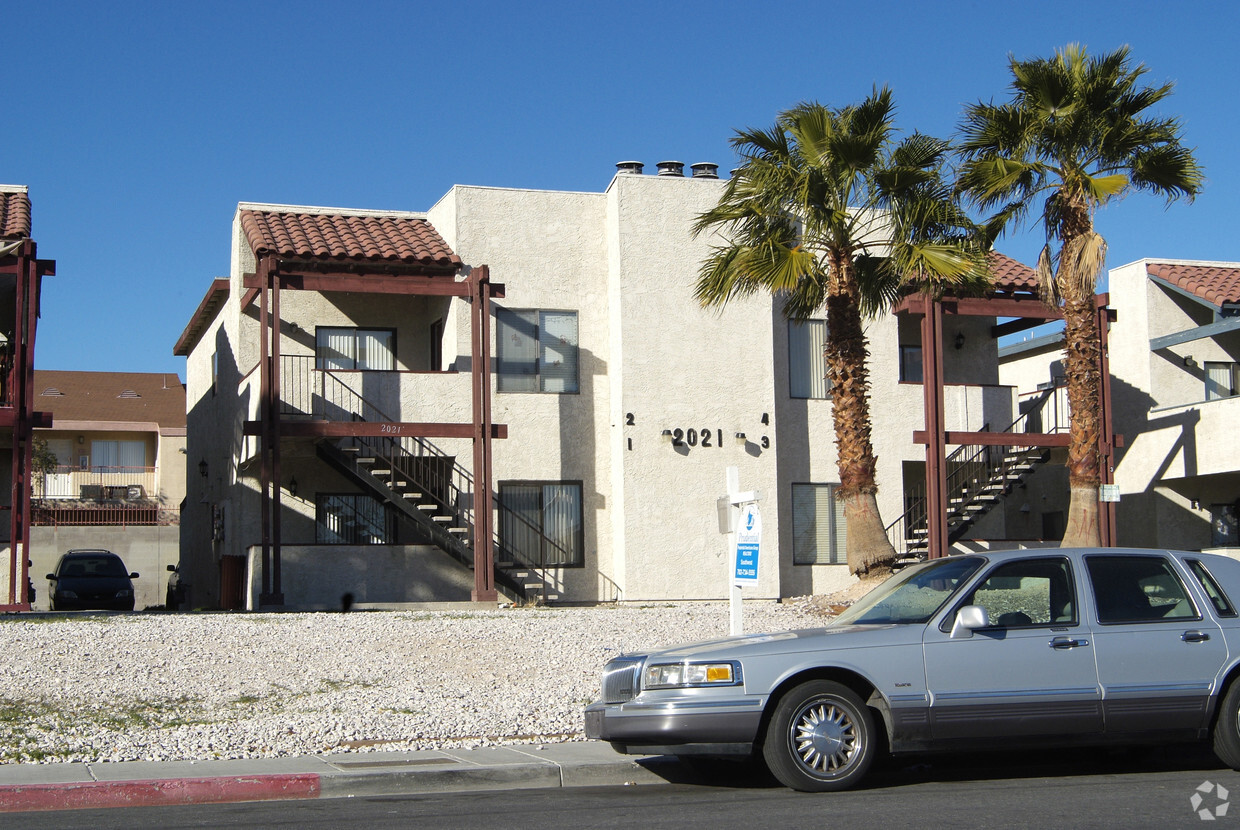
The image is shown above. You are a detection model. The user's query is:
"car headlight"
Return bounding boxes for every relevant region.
[642,661,742,690]
[115,589,133,598]
[58,590,78,599]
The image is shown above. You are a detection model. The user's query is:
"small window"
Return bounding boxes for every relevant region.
[1204,361,1239,401]
[496,309,579,393]
[792,483,846,565]
[1187,559,1237,617]
[316,493,391,544]
[498,482,583,566]
[1087,555,1199,624]
[788,320,830,399]
[960,557,1076,628]
[316,327,396,371]
[899,345,923,383]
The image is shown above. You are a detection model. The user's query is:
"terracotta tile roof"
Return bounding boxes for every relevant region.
[239,207,460,271]
[33,371,186,430]
[0,187,31,240]
[1147,262,1240,307]
[987,251,1039,295]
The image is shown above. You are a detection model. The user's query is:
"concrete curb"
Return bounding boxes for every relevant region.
[0,744,676,813]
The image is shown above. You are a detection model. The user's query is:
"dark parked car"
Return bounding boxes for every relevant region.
[586,547,1240,791]
[46,550,139,612]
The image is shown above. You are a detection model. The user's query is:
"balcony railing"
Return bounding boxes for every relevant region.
[32,466,158,500]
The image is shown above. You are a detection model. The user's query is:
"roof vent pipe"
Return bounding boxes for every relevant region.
[616,161,644,175]
[690,162,719,179]
[656,160,685,177]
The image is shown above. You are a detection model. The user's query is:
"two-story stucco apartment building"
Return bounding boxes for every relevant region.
[176,163,1058,609]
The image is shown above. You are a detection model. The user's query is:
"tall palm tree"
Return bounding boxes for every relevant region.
[694,90,989,578]
[958,44,1203,546]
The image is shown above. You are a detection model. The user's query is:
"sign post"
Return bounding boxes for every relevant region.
[720,466,761,636]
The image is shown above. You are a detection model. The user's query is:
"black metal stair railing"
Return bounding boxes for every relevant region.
[885,385,1069,559]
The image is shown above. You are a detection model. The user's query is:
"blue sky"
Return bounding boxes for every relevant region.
[7,0,1238,376]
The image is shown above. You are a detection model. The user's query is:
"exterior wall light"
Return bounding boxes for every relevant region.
[288,477,298,497]
[734,432,747,445]
[661,430,673,444]
[954,332,965,350]
[1184,355,1197,368]
[199,459,208,478]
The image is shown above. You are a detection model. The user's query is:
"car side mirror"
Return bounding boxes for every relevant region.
[45,573,56,581]
[130,572,140,579]
[950,605,990,639]
[167,565,178,573]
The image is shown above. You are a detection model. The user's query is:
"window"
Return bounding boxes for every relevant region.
[960,557,1076,628]
[316,327,395,371]
[1205,361,1239,401]
[792,483,846,565]
[788,320,829,399]
[316,493,391,544]
[899,345,923,383]
[91,440,146,473]
[496,309,579,393]
[211,349,219,396]
[1087,555,1198,623]
[1187,559,1237,617]
[498,481,583,566]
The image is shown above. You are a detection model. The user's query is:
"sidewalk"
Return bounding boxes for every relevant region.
[0,742,678,813]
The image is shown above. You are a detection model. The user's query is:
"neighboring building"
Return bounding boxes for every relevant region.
[1108,259,1240,551]
[28,370,186,610]
[0,185,54,611]
[176,163,1063,609]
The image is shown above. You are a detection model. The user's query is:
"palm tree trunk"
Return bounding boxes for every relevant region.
[824,251,898,576]
[1057,223,1103,548]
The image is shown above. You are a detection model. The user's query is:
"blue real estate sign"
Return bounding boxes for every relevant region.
[733,503,761,587]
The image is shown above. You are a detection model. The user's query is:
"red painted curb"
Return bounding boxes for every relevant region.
[0,773,322,813]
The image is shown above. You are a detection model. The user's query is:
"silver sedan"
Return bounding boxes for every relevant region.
[585,547,1240,791]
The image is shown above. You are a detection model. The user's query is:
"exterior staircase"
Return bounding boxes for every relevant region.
[282,357,570,602]
[886,385,1067,560]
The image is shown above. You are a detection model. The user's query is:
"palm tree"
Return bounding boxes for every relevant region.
[958,44,1204,546]
[694,90,989,578]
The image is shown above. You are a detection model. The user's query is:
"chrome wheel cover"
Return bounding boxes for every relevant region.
[789,697,859,777]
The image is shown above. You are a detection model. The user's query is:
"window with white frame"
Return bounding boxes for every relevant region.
[792,483,846,565]
[498,481,583,566]
[788,320,830,399]
[91,440,146,473]
[315,327,395,371]
[1205,361,1239,401]
[496,309,579,393]
[315,493,391,544]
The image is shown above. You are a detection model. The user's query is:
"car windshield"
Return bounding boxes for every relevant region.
[832,556,984,626]
[61,556,128,578]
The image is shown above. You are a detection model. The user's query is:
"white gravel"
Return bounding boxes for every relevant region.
[0,602,821,765]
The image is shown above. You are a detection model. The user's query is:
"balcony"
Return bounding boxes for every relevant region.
[33,466,157,501]
[278,355,471,425]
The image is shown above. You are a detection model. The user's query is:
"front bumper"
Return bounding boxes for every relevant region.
[585,695,764,751]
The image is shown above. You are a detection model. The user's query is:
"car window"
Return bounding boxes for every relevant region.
[1086,555,1199,624]
[62,556,128,578]
[1187,559,1237,617]
[958,557,1076,628]
[833,556,983,626]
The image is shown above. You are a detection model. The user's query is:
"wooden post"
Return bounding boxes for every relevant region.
[258,257,272,604]
[270,270,284,605]
[470,267,497,602]
[921,296,948,559]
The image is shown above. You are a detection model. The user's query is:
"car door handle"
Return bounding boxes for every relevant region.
[1182,630,1211,643]
[1049,637,1089,649]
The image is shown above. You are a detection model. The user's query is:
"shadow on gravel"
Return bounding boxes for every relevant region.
[649,744,1225,792]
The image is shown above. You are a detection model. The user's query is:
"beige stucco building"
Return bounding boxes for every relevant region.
[177,164,1040,608]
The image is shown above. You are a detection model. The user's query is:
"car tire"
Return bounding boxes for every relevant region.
[1213,679,1240,769]
[762,679,876,792]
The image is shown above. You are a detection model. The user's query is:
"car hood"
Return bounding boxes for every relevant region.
[54,576,132,590]
[636,623,925,661]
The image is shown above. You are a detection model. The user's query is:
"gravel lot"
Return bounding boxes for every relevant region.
[0,602,820,765]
